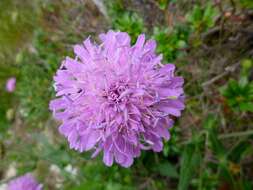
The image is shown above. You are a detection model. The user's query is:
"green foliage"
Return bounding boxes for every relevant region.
[107,0,145,42]
[0,67,17,130]
[70,161,135,190]
[163,127,181,156]
[106,0,124,15]
[155,161,178,178]
[178,143,202,190]
[153,25,189,62]
[221,79,253,112]
[198,115,253,190]
[113,12,145,42]
[17,57,53,123]
[17,29,62,125]
[239,0,253,9]
[186,3,218,33]
[228,138,253,163]
[156,0,170,10]
[0,92,12,131]
[0,0,38,60]
[221,60,253,112]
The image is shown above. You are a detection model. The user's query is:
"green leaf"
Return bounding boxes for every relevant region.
[219,163,235,188]
[239,102,253,112]
[157,0,170,10]
[113,12,145,42]
[239,76,249,88]
[228,138,253,162]
[156,161,178,178]
[242,180,253,190]
[240,0,253,9]
[178,144,202,190]
[203,114,217,130]
[208,127,226,159]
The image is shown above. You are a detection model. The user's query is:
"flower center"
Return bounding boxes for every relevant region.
[103,83,128,103]
[108,91,119,101]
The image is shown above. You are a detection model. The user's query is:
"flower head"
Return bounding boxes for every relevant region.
[50,30,184,167]
[7,173,43,190]
[6,77,16,92]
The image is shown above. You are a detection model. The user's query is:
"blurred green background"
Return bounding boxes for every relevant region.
[0,0,253,189]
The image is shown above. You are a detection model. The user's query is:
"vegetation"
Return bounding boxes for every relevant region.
[0,0,253,189]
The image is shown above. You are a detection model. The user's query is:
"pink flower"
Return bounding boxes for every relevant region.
[7,173,43,190]
[50,30,185,167]
[6,77,16,92]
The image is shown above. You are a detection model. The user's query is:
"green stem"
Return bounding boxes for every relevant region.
[218,130,253,139]
[179,129,253,145]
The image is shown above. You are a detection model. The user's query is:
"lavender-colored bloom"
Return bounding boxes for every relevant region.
[6,77,16,92]
[7,173,43,190]
[50,30,184,167]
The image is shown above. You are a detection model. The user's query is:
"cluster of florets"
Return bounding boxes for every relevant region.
[50,30,184,167]
[7,174,42,190]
